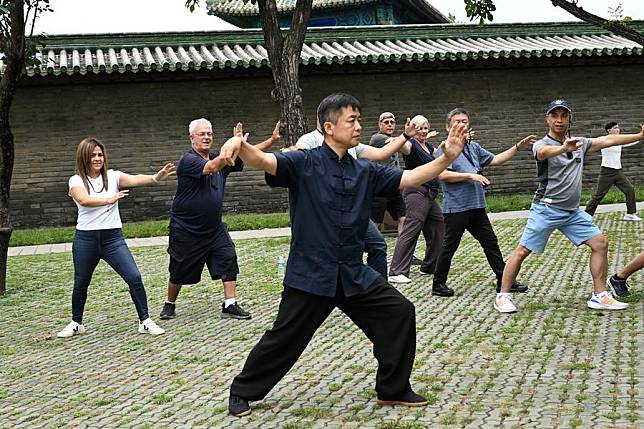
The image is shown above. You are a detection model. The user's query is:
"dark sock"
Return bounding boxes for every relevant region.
[613,274,626,281]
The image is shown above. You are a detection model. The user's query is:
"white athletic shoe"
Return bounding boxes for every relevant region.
[388,274,412,284]
[57,321,86,338]
[623,213,641,222]
[494,293,517,313]
[138,318,165,336]
[587,291,629,310]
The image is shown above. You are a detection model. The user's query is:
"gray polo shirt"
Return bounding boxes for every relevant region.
[369,132,398,167]
[437,140,494,214]
[532,135,593,211]
[296,129,366,159]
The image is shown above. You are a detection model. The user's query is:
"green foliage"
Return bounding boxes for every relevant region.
[10,212,291,246]
[464,0,497,24]
[9,184,644,247]
[0,1,52,68]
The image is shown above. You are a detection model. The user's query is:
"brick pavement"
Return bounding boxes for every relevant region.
[0,209,642,428]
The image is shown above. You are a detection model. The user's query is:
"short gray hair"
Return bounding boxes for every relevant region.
[446,108,469,124]
[410,115,429,128]
[189,118,212,135]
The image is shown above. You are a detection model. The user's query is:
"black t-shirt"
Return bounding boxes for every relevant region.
[170,148,243,235]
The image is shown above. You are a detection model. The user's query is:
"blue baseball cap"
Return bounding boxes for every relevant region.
[546,99,572,115]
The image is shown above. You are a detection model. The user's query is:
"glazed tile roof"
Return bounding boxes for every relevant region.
[17,22,644,77]
[207,0,391,16]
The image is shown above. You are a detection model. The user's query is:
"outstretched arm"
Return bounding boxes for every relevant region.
[489,135,538,166]
[399,123,467,189]
[232,121,282,152]
[119,163,176,188]
[536,137,582,161]
[360,118,420,160]
[69,186,129,207]
[219,136,278,175]
[589,124,644,152]
[439,170,490,186]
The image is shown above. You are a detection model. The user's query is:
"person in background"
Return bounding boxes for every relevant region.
[388,115,443,284]
[607,251,644,297]
[431,108,536,297]
[369,112,407,234]
[159,119,280,321]
[58,137,174,338]
[584,121,640,221]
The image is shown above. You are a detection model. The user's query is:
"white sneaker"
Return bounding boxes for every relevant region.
[388,274,412,284]
[587,291,629,310]
[138,318,165,336]
[494,293,517,313]
[623,213,641,221]
[57,321,86,338]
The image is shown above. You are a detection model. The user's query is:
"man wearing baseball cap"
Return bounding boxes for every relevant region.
[496,99,644,313]
[369,112,407,241]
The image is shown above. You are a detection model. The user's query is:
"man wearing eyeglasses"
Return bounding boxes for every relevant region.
[159,118,279,321]
[369,112,407,236]
[431,108,537,298]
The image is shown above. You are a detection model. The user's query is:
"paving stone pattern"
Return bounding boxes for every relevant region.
[0,212,642,428]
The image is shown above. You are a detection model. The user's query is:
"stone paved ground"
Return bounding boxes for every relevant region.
[0,212,642,428]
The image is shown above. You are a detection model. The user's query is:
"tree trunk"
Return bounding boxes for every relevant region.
[551,0,644,46]
[258,0,313,147]
[0,0,26,294]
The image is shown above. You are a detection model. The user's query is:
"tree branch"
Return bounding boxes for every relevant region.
[551,0,644,46]
[285,0,312,53]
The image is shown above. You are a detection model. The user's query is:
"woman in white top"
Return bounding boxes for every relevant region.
[57,137,175,338]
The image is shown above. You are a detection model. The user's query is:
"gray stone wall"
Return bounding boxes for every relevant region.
[11,63,644,228]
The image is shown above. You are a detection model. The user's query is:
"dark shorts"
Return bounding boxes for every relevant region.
[168,225,239,285]
[371,192,406,223]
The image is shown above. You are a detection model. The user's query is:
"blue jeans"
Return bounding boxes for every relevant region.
[72,229,149,323]
[364,220,388,278]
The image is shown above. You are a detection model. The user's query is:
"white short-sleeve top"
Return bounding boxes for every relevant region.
[68,169,123,230]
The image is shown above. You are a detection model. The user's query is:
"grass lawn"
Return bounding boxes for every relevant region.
[1,212,641,428]
[9,186,644,247]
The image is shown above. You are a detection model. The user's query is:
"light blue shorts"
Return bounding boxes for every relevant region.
[519,203,602,254]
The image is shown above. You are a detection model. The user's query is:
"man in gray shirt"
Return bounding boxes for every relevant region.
[496,99,644,313]
[369,112,406,235]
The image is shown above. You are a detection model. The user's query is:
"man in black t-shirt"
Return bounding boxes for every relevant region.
[159,119,279,321]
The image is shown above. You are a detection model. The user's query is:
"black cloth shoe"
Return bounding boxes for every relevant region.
[159,302,176,320]
[432,283,454,297]
[608,274,630,297]
[221,302,252,320]
[496,281,529,293]
[419,263,434,276]
[377,389,428,407]
[228,394,251,417]
[411,255,422,266]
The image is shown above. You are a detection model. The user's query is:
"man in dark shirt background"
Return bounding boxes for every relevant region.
[219,93,468,417]
[369,112,407,234]
[159,119,279,321]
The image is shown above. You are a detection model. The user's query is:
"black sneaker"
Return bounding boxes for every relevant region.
[221,302,252,320]
[432,283,454,297]
[608,274,630,297]
[377,389,428,407]
[419,263,434,276]
[411,256,423,266]
[159,302,176,320]
[496,281,529,293]
[228,394,251,417]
